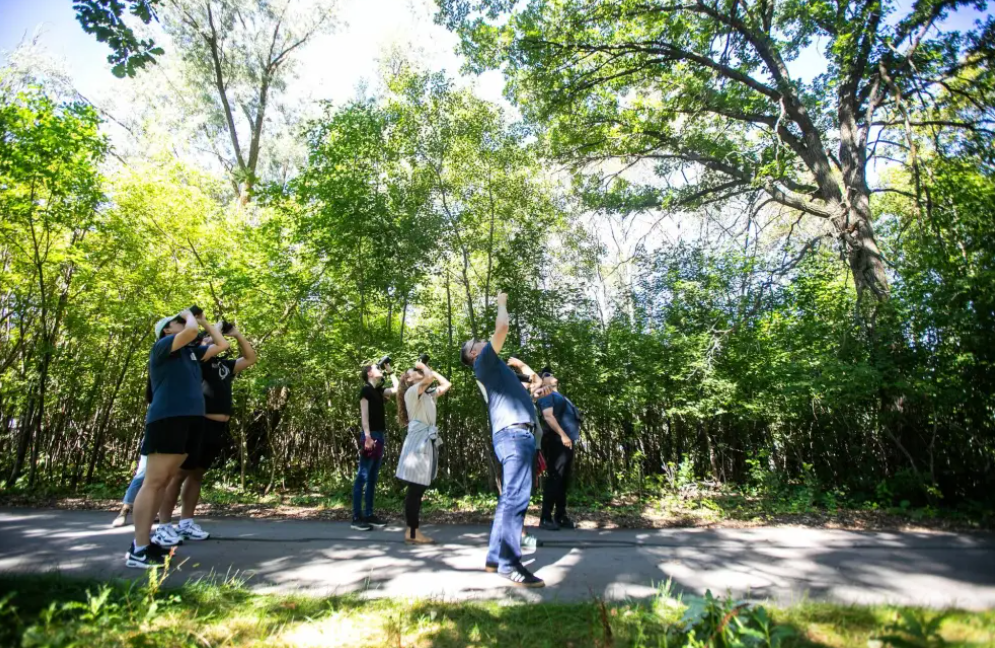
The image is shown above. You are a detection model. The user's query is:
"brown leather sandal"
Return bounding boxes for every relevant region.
[404,528,436,544]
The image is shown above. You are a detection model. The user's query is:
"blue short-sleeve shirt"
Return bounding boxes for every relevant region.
[146,335,208,423]
[537,391,582,442]
[473,342,537,435]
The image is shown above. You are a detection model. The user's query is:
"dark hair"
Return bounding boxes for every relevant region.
[460,339,479,367]
[360,365,373,383]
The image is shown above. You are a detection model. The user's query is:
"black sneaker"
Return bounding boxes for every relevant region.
[556,517,576,530]
[125,542,166,569]
[498,564,545,588]
[350,518,372,531]
[365,515,387,529]
[540,518,560,531]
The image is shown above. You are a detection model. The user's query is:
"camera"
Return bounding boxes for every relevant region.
[418,353,430,365]
[221,320,234,335]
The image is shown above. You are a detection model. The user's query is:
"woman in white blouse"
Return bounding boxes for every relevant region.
[394,359,452,544]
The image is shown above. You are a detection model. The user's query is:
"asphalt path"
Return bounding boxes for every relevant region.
[1,509,993,608]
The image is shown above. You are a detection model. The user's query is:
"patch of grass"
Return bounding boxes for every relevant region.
[1,572,992,648]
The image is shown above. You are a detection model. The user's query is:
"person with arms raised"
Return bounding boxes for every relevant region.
[127,308,227,569]
[157,321,258,541]
[395,356,452,544]
[460,293,550,588]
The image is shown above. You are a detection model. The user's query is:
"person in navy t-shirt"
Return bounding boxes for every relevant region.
[157,322,258,542]
[461,292,551,588]
[126,310,228,570]
[536,370,582,531]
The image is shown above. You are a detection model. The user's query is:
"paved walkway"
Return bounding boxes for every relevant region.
[1,509,993,608]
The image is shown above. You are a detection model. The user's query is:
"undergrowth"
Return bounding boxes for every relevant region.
[1,568,992,648]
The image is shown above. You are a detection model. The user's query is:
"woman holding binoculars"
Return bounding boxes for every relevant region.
[127,307,228,569]
[353,356,399,531]
[394,356,452,544]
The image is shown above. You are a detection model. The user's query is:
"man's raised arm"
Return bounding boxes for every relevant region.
[490,292,510,354]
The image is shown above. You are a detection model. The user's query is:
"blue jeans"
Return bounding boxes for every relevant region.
[486,427,536,573]
[353,431,385,520]
[123,455,148,506]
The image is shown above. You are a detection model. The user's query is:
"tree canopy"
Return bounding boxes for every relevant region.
[437,0,995,300]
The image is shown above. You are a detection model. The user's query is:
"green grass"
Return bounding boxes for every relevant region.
[1,572,992,648]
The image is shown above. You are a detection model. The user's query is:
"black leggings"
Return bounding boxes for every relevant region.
[404,481,428,536]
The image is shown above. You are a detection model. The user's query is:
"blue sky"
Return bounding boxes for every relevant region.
[1,0,989,106]
[0,0,505,106]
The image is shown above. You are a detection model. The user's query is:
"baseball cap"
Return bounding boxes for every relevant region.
[154,314,180,338]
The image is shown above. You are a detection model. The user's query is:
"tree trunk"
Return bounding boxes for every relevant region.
[838,93,889,300]
[85,333,140,484]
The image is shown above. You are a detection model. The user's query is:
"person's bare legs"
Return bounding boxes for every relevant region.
[133,454,186,547]
[179,468,206,520]
[158,471,191,524]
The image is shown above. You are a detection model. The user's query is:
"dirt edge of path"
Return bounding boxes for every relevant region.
[2,494,990,534]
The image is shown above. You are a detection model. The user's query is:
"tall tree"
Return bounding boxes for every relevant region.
[0,88,107,483]
[437,0,995,300]
[163,0,336,201]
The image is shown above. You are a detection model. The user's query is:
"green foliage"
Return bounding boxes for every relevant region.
[678,590,796,648]
[436,0,995,299]
[874,609,950,648]
[73,0,163,77]
[2,25,995,519]
[4,572,990,647]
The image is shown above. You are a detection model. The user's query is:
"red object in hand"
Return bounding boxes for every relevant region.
[536,450,547,476]
[358,434,384,460]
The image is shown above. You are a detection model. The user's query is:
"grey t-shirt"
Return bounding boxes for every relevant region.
[473,342,537,434]
[146,336,208,423]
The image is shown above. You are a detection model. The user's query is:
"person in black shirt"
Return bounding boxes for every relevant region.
[157,323,258,541]
[353,360,398,531]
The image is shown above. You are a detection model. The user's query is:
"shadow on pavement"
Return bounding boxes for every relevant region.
[1,509,993,609]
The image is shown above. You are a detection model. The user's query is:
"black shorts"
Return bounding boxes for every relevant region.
[143,416,204,461]
[197,418,228,470]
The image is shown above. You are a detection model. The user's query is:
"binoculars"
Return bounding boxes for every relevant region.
[221,320,234,334]
[376,355,392,371]
[189,305,203,317]
[418,353,430,365]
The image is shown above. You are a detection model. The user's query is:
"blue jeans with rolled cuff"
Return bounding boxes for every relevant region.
[486,426,536,573]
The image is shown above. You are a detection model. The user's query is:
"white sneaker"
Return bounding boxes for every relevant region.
[152,524,183,547]
[175,520,210,541]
